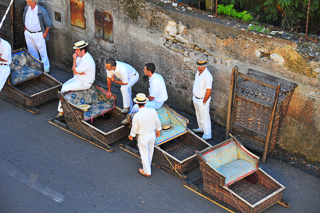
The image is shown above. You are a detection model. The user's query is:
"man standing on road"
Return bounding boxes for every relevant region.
[0,37,12,92]
[122,63,167,124]
[105,58,139,114]
[55,40,95,119]
[128,93,162,178]
[23,0,52,73]
[192,56,213,141]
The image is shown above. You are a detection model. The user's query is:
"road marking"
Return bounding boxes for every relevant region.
[0,164,65,203]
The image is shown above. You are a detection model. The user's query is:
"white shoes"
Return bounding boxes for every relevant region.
[120,108,129,114]
[121,119,129,125]
[44,68,50,73]
[192,128,204,133]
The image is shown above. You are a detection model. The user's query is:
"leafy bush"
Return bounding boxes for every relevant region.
[217,4,254,21]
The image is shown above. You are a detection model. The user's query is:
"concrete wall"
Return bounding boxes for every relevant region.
[40,0,320,162]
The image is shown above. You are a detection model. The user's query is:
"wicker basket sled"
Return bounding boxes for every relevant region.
[183,137,289,213]
[226,67,298,163]
[119,105,212,179]
[0,48,62,113]
[49,83,130,152]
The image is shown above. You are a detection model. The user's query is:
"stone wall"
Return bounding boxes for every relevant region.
[40,0,320,162]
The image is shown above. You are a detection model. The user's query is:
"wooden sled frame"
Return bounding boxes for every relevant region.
[182,174,289,213]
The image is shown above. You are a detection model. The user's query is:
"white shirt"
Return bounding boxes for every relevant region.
[130,107,162,137]
[25,5,41,32]
[106,61,137,84]
[75,52,96,84]
[193,68,213,98]
[149,73,168,102]
[0,38,12,65]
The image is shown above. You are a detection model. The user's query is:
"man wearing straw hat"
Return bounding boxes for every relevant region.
[122,63,168,124]
[55,40,95,119]
[128,93,162,178]
[0,36,12,92]
[23,0,52,73]
[192,56,213,140]
[105,58,139,114]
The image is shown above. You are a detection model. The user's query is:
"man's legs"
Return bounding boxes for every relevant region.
[120,73,139,109]
[193,96,212,139]
[0,65,10,92]
[137,132,156,175]
[24,30,40,60]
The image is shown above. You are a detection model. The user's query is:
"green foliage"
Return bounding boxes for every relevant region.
[218,0,320,34]
[217,4,254,21]
[248,24,270,34]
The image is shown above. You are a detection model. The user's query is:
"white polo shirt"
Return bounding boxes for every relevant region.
[149,73,168,103]
[0,38,12,65]
[106,61,137,84]
[25,5,41,32]
[193,68,213,98]
[130,107,162,137]
[75,52,96,84]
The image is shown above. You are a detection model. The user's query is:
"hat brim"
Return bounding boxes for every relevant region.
[73,43,89,49]
[196,62,208,67]
[133,97,149,104]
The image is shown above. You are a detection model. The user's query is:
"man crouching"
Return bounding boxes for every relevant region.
[128,93,162,178]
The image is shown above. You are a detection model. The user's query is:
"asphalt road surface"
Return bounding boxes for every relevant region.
[0,68,319,213]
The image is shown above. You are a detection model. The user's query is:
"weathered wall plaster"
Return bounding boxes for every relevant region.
[40,0,320,161]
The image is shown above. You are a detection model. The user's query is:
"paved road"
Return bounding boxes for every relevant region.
[0,68,319,213]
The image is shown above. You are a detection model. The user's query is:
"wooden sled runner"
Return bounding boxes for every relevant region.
[0,48,62,113]
[183,137,289,213]
[119,105,212,179]
[49,83,130,152]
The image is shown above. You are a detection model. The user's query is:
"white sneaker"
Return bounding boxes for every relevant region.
[121,119,129,125]
[44,68,50,73]
[121,108,129,114]
[192,128,204,133]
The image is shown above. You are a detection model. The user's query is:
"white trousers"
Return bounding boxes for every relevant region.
[131,100,164,114]
[24,30,50,70]
[193,96,212,139]
[120,73,139,109]
[0,65,10,92]
[137,131,156,175]
[57,77,92,112]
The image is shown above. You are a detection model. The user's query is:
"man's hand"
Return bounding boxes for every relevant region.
[43,31,48,39]
[106,91,112,99]
[73,53,77,60]
[128,135,133,140]
[156,130,160,137]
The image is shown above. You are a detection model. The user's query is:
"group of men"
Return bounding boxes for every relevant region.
[1,0,214,178]
[0,0,51,93]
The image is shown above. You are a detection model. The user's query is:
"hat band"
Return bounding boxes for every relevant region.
[197,61,207,66]
[137,98,146,102]
[75,43,87,49]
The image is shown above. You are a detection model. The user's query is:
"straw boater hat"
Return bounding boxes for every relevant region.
[196,56,208,67]
[133,93,149,104]
[73,40,89,49]
[161,123,174,132]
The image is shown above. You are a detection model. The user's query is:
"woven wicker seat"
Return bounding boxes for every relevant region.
[199,137,259,186]
[63,84,115,121]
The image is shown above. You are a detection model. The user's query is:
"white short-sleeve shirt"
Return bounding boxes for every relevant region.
[106,61,137,84]
[149,73,168,103]
[0,38,12,65]
[130,107,162,137]
[74,52,96,84]
[193,68,213,98]
[25,5,41,32]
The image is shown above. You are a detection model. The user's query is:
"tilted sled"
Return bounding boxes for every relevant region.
[49,83,130,152]
[0,48,62,113]
[119,104,212,179]
[183,137,289,213]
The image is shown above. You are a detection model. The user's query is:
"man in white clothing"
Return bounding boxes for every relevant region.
[122,63,168,124]
[0,37,12,92]
[55,40,96,119]
[192,56,213,140]
[105,58,139,113]
[23,0,52,73]
[128,93,162,177]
